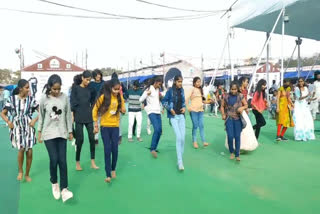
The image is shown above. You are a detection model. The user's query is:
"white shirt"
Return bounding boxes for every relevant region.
[139,85,161,115]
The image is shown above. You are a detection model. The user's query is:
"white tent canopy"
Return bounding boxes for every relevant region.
[232,0,320,41]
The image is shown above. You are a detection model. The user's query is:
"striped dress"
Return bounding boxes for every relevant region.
[3,95,39,151]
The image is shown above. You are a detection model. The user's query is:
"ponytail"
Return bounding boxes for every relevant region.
[13,79,28,96]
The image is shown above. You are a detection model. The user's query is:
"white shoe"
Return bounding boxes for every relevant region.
[147,129,151,135]
[61,188,73,203]
[52,183,61,200]
[178,164,184,171]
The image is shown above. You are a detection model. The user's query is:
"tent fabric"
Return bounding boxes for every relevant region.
[233,0,320,41]
[119,75,155,83]
[4,85,17,91]
[284,70,318,79]
[139,75,155,83]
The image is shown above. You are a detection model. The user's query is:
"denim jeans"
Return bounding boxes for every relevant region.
[100,127,119,178]
[170,114,185,165]
[190,111,205,143]
[44,138,68,190]
[148,113,162,151]
[226,118,242,157]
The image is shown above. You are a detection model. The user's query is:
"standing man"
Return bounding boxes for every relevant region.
[127,81,143,142]
[28,73,38,98]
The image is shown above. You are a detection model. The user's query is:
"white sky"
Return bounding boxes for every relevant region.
[0,0,319,71]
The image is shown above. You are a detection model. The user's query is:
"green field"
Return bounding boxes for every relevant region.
[1,112,320,214]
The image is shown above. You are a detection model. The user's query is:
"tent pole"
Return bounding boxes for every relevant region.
[227,11,234,81]
[296,37,302,78]
[248,7,285,93]
[266,32,270,90]
[305,54,320,80]
[284,44,297,73]
[209,9,233,91]
[280,5,285,87]
[209,29,229,90]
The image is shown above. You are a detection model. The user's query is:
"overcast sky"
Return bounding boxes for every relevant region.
[1,0,319,71]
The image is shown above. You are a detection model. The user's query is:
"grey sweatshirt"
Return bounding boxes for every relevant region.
[38,93,73,141]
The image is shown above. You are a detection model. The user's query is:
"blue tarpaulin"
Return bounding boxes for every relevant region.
[119,75,155,83]
[284,70,318,79]
[4,85,16,91]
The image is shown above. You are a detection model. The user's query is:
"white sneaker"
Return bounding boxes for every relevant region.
[52,183,61,200]
[178,164,184,171]
[147,129,152,135]
[61,188,73,203]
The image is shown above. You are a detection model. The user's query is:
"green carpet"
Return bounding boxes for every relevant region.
[1,112,320,214]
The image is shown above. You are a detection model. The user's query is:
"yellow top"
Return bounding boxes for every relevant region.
[92,94,125,127]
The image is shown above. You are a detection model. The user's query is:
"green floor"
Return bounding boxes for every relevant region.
[1,112,320,214]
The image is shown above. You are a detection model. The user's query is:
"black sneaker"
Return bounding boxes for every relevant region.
[95,139,98,145]
[276,136,281,141]
[281,136,288,141]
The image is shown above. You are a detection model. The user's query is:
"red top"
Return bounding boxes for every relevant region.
[241,88,248,101]
[251,91,267,112]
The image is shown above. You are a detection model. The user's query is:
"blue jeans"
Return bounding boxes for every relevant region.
[190,111,205,143]
[170,115,185,165]
[44,138,68,190]
[148,113,162,151]
[100,127,119,178]
[226,118,242,157]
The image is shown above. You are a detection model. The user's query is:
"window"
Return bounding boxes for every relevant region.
[66,64,71,69]
[37,63,43,69]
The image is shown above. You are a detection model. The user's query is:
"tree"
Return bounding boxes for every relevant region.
[99,67,122,76]
[0,69,21,84]
[0,69,12,84]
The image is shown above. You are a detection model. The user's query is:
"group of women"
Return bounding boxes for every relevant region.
[0,70,318,203]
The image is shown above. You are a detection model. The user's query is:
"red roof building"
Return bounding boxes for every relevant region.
[23,56,84,72]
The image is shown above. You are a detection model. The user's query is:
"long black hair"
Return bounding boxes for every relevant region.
[172,75,183,89]
[255,79,267,99]
[43,74,62,97]
[297,77,307,97]
[13,79,28,96]
[172,75,183,103]
[146,76,163,90]
[193,76,204,96]
[72,74,82,89]
[93,69,103,81]
[96,78,122,115]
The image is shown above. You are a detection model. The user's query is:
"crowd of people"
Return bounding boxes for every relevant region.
[1,70,319,203]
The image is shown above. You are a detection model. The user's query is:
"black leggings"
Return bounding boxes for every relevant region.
[75,122,95,161]
[252,109,266,139]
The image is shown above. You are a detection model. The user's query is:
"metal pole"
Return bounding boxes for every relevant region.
[305,54,320,80]
[20,44,23,72]
[209,30,229,90]
[296,37,302,78]
[284,44,297,73]
[248,7,285,93]
[227,11,234,81]
[280,6,285,86]
[266,32,270,93]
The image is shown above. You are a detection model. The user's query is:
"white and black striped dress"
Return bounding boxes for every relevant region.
[3,95,39,151]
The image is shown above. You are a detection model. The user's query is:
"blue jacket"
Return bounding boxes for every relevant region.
[162,87,186,119]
